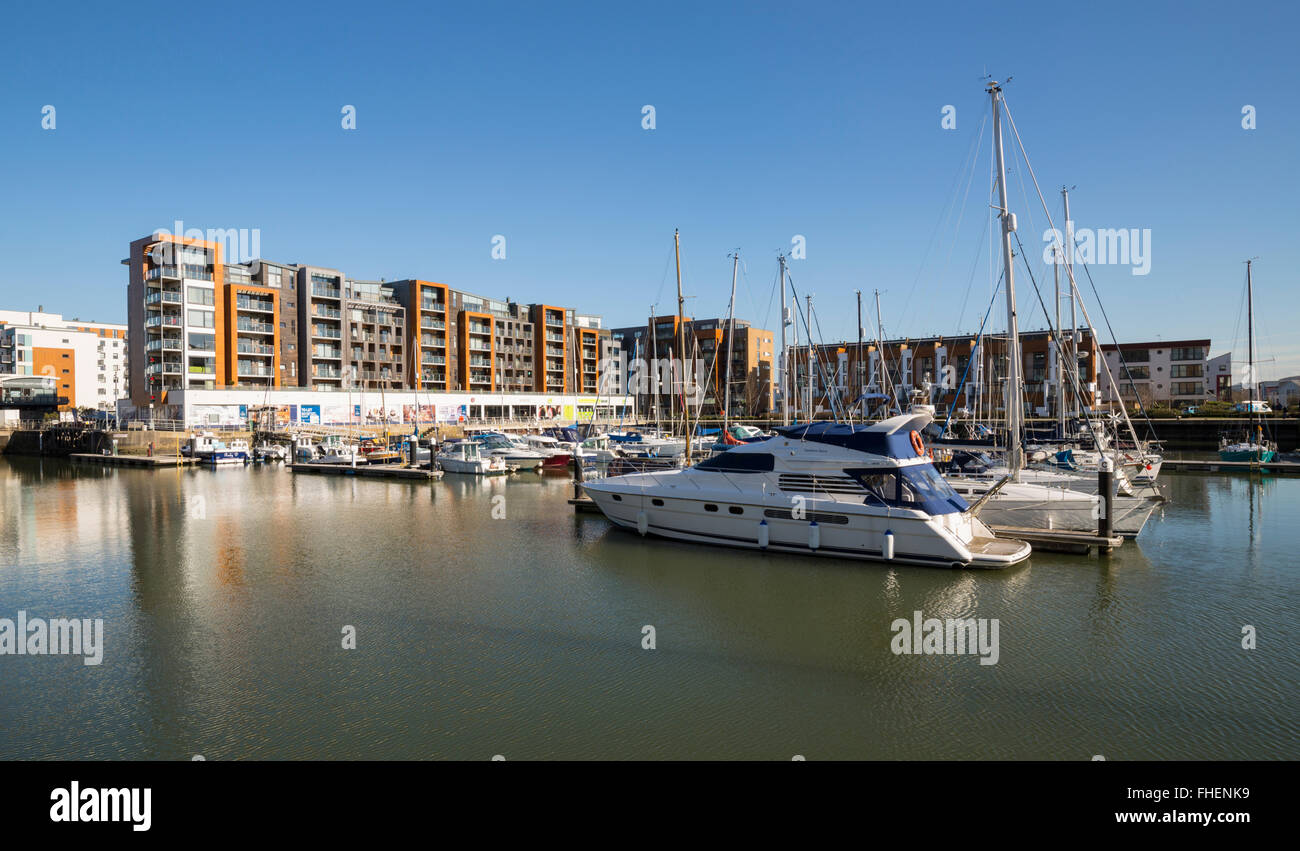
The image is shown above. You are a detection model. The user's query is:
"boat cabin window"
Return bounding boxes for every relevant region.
[728,506,743,515]
[843,465,969,515]
[652,498,664,506]
[694,452,775,472]
[703,504,718,512]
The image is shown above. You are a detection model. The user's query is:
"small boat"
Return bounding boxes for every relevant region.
[437,439,510,475]
[471,432,546,470]
[522,433,575,469]
[1220,260,1277,463]
[356,436,403,465]
[309,434,361,465]
[188,432,249,465]
[253,441,288,463]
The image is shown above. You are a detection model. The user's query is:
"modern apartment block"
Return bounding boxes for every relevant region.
[531,305,570,393]
[0,309,128,410]
[125,234,609,404]
[787,328,1101,419]
[1101,339,1214,410]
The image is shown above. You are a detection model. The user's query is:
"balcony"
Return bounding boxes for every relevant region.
[145,291,183,307]
[312,326,341,339]
[422,356,446,365]
[312,349,343,360]
[468,342,491,352]
[146,338,182,352]
[237,363,274,377]
[468,324,491,335]
[420,317,446,330]
[146,265,180,281]
[421,301,445,313]
[313,306,341,318]
[236,297,275,313]
[237,320,275,334]
[236,342,275,355]
[145,361,182,376]
[312,285,341,299]
[145,315,183,329]
[314,366,342,379]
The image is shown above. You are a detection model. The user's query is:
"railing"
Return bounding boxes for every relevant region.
[147,265,180,281]
[146,291,182,305]
[145,339,182,352]
[312,327,341,339]
[312,286,341,299]
[236,298,275,312]
[313,307,341,318]
[145,316,182,328]
[237,364,274,377]
[237,343,274,355]
[238,321,274,333]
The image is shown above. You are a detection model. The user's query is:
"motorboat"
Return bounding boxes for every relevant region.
[308,434,361,465]
[581,413,1032,569]
[471,432,546,470]
[521,433,575,469]
[253,441,289,463]
[187,432,249,465]
[438,439,510,475]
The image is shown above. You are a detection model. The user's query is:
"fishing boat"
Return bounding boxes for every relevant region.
[582,412,1031,568]
[437,439,510,475]
[1219,260,1277,462]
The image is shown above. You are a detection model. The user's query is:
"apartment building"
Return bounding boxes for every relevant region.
[0,310,128,410]
[1101,339,1213,410]
[531,305,570,393]
[125,234,607,405]
[788,328,1101,419]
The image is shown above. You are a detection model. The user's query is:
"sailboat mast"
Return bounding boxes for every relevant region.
[1062,187,1078,423]
[989,80,1023,479]
[724,252,739,434]
[675,229,690,458]
[1247,259,1255,437]
[778,254,789,426]
[856,290,864,418]
[806,293,814,417]
[649,304,660,432]
[1054,245,1064,438]
[874,289,887,411]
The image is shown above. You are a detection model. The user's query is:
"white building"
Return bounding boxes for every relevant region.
[117,386,635,429]
[0,309,128,410]
[1100,339,1212,410]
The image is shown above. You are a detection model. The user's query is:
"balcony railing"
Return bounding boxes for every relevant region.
[146,339,181,352]
[237,320,274,334]
[237,343,274,355]
[145,291,183,306]
[237,363,274,377]
[312,286,341,299]
[313,307,342,318]
[145,316,182,328]
[236,297,275,313]
[146,265,180,281]
[312,327,341,339]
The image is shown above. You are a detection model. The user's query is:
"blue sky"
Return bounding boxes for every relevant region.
[2,1,1297,376]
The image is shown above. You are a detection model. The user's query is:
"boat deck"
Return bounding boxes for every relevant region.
[966,535,1033,558]
[989,525,1123,555]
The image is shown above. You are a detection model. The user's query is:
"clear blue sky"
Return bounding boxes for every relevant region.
[2,1,1297,377]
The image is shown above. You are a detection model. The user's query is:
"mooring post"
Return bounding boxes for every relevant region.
[572,450,585,499]
[1098,455,1115,546]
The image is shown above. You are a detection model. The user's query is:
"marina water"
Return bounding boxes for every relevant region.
[1,457,1296,759]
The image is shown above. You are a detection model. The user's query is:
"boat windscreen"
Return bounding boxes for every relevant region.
[844,464,969,515]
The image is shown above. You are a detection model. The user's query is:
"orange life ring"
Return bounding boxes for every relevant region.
[909,430,925,457]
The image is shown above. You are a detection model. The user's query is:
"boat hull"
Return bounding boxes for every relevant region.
[1219,448,1276,462]
[582,484,1029,569]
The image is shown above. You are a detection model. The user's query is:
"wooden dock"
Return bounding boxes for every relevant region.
[989,525,1123,555]
[568,496,602,514]
[289,463,443,480]
[68,453,196,468]
[1163,459,1300,476]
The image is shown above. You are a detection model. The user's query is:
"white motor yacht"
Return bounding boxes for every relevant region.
[438,439,510,475]
[472,432,545,470]
[581,413,1031,569]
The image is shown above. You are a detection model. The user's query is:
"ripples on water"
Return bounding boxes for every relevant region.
[0,459,1296,759]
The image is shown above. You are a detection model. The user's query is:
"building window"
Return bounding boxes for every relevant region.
[1121,349,1150,363]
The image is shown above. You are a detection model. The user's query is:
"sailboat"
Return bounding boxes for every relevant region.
[939,80,1163,537]
[1219,260,1276,462]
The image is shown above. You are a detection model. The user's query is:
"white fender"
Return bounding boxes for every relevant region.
[636,510,648,536]
[758,519,769,550]
[883,529,895,560]
[808,520,820,551]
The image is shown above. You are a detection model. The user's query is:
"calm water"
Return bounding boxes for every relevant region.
[1,457,1296,760]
